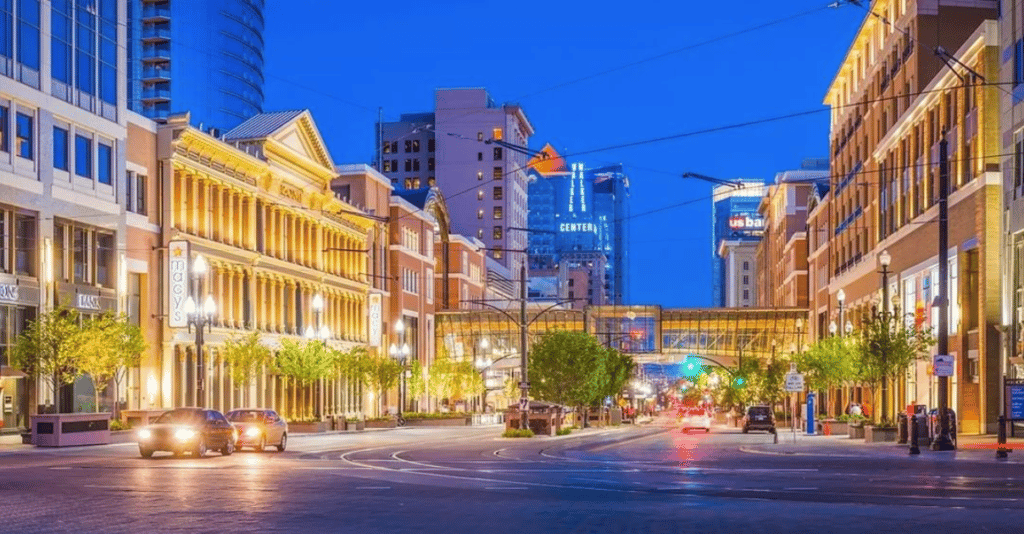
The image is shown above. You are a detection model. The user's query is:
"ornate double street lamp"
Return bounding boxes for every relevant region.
[305,293,330,420]
[184,254,216,407]
[475,338,517,413]
[389,319,410,421]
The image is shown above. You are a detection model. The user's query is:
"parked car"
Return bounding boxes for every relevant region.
[136,408,237,458]
[680,408,711,433]
[743,405,776,434]
[226,408,288,452]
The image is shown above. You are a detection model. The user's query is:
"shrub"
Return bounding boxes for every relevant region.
[837,414,867,423]
[402,412,470,420]
[502,428,534,438]
[556,428,572,436]
[109,419,130,431]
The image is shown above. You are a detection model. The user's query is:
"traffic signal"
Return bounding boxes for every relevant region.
[682,360,702,378]
[732,375,747,389]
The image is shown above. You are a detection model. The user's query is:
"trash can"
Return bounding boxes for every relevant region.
[928,408,956,445]
[897,413,909,444]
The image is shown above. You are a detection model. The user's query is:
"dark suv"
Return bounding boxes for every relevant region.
[743,405,776,434]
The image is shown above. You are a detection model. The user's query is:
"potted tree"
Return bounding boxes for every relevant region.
[275,339,333,433]
[76,312,146,438]
[797,336,857,435]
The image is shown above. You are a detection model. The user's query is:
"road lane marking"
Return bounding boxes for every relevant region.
[355,486,391,490]
[485,487,527,490]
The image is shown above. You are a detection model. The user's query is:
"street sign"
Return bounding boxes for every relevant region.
[1006,383,1024,420]
[518,381,530,389]
[519,397,529,412]
[784,372,804,392]
[933,355,954,377]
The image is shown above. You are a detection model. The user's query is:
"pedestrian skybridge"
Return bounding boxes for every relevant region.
[435,306,810,370]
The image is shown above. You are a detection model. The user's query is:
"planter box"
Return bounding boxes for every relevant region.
[288,421,330,433]
[110,430,137,444]
[848,424,865,439]
[346,420,365,431]
[365,419,397,429]
[405,417,470,427]
[820,420,849,436]
[865,426,898,443]
[32,413,111,447]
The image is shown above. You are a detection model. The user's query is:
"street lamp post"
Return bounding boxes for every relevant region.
[184,254,215,407]
[931,132,956,451]
[306,294,330,420]
[475,338,493,412]
[837,289,846,338]
[389,319,410,421]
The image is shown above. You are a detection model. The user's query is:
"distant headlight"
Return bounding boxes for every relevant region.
[174,428,196,440]
[245,427,260,437]
[137,429,152,440]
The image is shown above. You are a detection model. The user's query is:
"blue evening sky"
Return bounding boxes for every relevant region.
[262,1,866,308]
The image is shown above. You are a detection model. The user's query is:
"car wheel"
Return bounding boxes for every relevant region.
[194,437,207,458]
[139,446,154,459]
[705,428,710,433]
[221,438,234,456]
[254,434,265,453]
[276,433,287,452]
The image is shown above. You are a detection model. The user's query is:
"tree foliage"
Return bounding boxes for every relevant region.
[854,311,935,422]
[76,313,147,417]
[10,306,88,412]
[427,353,481,405]
[220,331,271,389]
[528,330,635,410]
[274,339,333,385]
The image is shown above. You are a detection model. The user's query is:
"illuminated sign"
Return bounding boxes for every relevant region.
[168,241,190,328]
[0,284,18,302]
[559,222,596,233]
[368,293,382,347]
[728,215,764,230]
[76,293,101,311]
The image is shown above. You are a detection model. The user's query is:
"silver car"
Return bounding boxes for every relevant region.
[226,409,288,452]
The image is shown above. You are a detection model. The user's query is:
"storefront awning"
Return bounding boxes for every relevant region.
[0,366,27,378]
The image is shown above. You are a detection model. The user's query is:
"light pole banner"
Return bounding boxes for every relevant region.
[168,241,190,327]
[368,292,382,347]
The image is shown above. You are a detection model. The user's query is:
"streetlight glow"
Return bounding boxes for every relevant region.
[192,254,207,276]
[312,293,324,311]
[203,295,216,317]
[879,249,891,267]
[837,288,845,304]
[395,319,405,334]
[183,296,196,316]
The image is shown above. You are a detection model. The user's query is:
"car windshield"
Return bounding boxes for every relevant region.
[749,407,771,416]
[227,410,265,423]
[155,410,202,425]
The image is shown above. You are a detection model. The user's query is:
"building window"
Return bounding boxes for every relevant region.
[390,141,397,153]
[75,135,92,178]
[1015,39,1024,87]
[412,159,420,171]
[493,206,503,219]
[15,112,32,160]
[743,261,749,271]
[477,228,483,238]
[743,275,749,285]
[0,106,7,152]
[493,147,502,160]
[411,139,420,152]
[477,152,483,161]
[127,172,146,215]
[493,226,502,239]
[568,278,574,287]
[493,249,502,259]
[492,128,503,140]
[53,126,68,170]
[404,159,412,172]
[1015,130,1024,193]
[427,138,435,152]
[404,140,412,153]
[13,213,36,276]
[95,232,113,287]
[743,289,749,300]
[493,166,503,180]
[72,226,88,283]
[382,141,392,154]
[97,142,112,185]
[493,186,503,200]
[382,160,392,172]
[16,0,41,72]
[477,132,483,141]
[427,177,435,187]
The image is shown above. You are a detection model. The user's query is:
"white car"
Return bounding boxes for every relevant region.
[681,410,711,433]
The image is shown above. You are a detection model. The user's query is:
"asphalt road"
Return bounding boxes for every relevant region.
[2,417,1022,533]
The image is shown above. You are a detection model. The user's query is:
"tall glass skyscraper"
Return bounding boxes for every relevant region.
[527,145,631,305]
[711,181,765,307]
[128,0,265,131]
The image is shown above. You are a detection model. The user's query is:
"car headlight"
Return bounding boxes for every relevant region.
[245,427,260,437]
[137,429,151,440]
[174,428,196,440]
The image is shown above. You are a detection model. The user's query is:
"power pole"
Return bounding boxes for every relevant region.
[520,261,529,431]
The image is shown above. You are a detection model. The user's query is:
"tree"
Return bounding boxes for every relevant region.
[76,313,146,420]
[855,311,934,424]
[359,351,401,417]
[220,331,271,407]
[407,358,425,408]
[796,336,858,416]
[528,330,608,416]
[597,348,635,405]
[10,306,87,413]
[275,339,334,420]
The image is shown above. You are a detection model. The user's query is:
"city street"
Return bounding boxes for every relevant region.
[2,417,1023,533]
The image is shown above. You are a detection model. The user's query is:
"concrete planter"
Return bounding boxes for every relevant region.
[288,421,330,433]
[31,413,111,447]
[346,420,365,431]
[405,417,470,427]
[865,426,897,443]
[365,419,397,429]
[820,420,849,436]
[848,424,865,439]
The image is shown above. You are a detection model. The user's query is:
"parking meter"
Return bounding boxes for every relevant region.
[806,392,815,435]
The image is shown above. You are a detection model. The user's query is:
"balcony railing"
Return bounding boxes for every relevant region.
[142,45,171,61]
[141,87,171,101]
[142,4,170,20]
[141,65,170,81]
[142,26,170,42]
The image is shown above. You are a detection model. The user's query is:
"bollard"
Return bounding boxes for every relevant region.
[824,420,831,436]
[909,414,920,455]
[997,415,1008,460]
[773,427,778,444]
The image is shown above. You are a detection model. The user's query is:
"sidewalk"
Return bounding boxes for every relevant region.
[740,428,1024,463]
